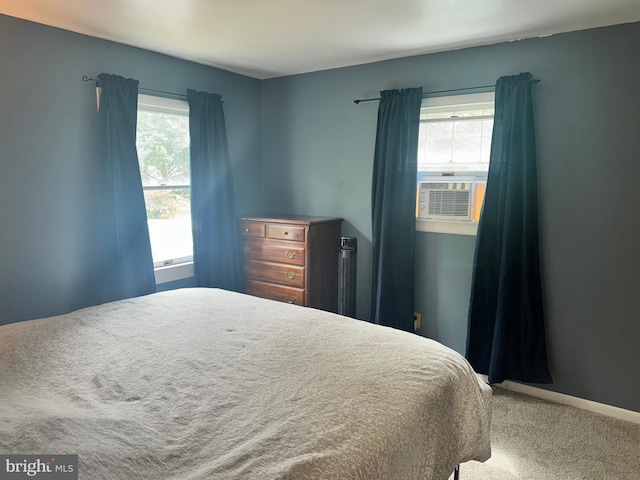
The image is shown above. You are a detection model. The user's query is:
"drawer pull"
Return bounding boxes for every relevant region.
[243,245,250,253]
[245,227,250,233]
[285,251,296,259]
[286,272,297,280]
[285,297,296,304]
[243,264,250,272]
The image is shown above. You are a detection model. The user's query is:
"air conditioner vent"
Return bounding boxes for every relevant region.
[418,181,474,221]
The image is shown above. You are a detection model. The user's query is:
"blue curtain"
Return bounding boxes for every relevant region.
[467,73,552,384]
[95,73,156,303]
[187,89,240,291]
[370,88,423,331]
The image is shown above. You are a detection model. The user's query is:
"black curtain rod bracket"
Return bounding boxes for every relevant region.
[353,79,540,104]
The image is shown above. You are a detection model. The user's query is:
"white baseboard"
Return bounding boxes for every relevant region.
[478,374,640,425]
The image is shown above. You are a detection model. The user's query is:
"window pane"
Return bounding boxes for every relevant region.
[137,111,190,186]
[418,94,494,174]
[453,136,482,164]
[480,119,494,163]
[480,140,492,164]
[454,119,483,136]
[482,119,494,136]
[426,138,453,164]
[427,122,453,138]
[144,189,193,265]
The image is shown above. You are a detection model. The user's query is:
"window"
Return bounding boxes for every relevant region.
[416,92,495,235]
[136,94,193,280]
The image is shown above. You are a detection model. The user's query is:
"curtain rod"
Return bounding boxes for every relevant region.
[353,79,540,104]
[82,75,187,100]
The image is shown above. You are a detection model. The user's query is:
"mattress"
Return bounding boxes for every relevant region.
[0,288,491,479]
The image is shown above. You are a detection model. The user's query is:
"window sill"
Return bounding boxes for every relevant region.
[416,218,478,236]
[154,261,194,284]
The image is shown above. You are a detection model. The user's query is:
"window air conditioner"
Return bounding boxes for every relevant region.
[418,180,475,221]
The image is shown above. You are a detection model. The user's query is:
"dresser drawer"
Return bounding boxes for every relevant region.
[241,240,305,266]
[245,280,305,306]
[243,260,305,288]
[239,220,266,238]
[267,224,306,242]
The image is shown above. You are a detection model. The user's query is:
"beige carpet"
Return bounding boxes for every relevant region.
[449,387,640,480]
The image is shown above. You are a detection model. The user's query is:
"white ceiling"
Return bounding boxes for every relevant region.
[2,0,640,79]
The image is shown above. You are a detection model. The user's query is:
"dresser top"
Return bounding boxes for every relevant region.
[240,214,343,225]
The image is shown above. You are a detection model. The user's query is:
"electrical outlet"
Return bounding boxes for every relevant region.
[413,312,421,331]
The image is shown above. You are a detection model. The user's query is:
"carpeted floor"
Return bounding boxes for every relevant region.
[449,387,640,480]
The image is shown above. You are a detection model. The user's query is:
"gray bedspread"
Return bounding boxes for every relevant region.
[0,288,491,479]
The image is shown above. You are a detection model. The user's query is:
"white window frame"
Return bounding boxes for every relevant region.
[137,94,194,284]
[416,92,495,236]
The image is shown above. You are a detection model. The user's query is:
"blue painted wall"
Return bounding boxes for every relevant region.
[260,23,640,411]
[0,14,262,325]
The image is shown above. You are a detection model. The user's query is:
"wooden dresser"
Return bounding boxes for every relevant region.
[238,215,343,312]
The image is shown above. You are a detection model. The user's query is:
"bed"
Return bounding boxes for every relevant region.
[0,288,491,479]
